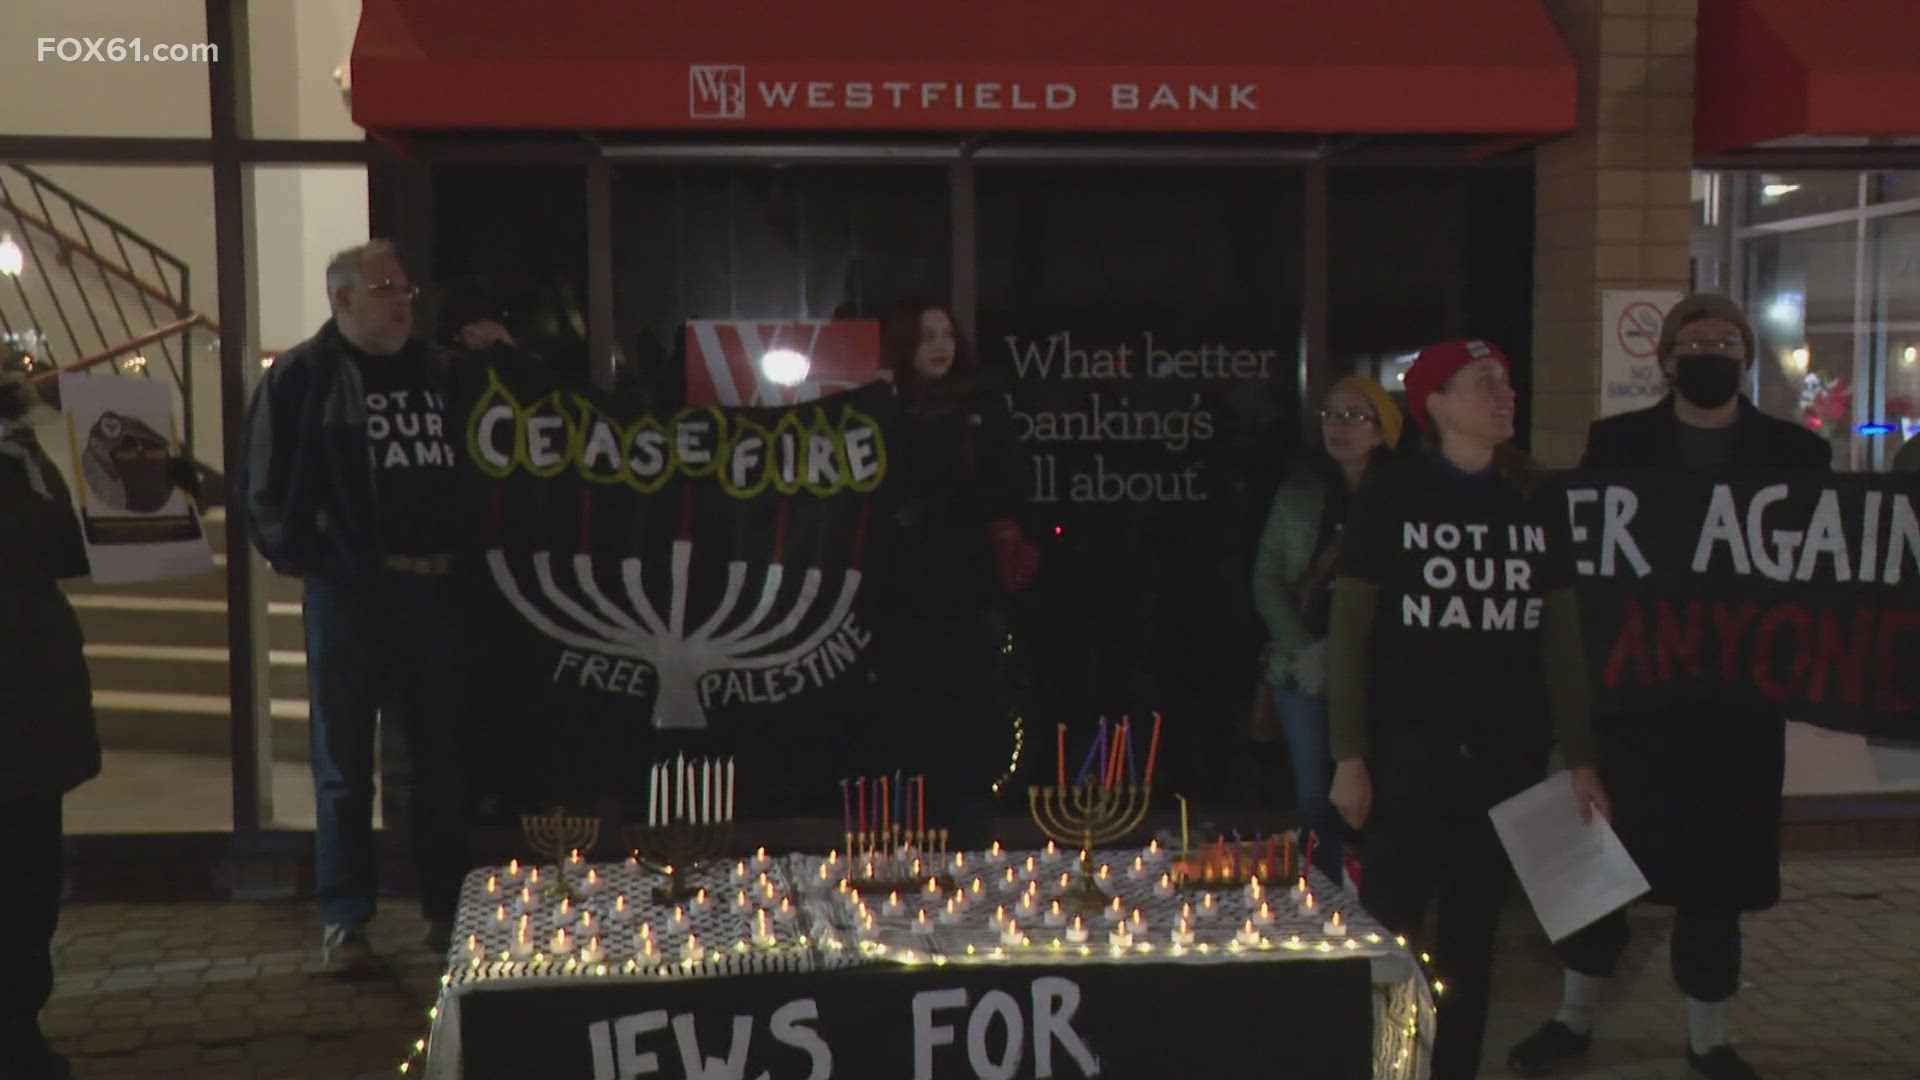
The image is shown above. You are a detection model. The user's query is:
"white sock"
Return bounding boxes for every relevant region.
[1687,998,1728,1055]
[1553,970,1603,1035]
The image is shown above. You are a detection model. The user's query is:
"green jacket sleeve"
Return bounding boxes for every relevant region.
[1542,586,1596,768]
[1326,576,1378,762]
[1251,471,1322,675]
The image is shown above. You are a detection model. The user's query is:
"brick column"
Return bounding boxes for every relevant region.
[1530,0,1700,466]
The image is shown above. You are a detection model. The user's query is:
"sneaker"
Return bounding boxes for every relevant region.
[1507,1020,1592,1077]
[321,924,378,979]
[1688,1045,1759,1080]
[425,919,454,954]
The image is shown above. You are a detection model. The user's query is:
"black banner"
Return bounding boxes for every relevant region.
[455,370,894,802]
[458,958,1373,1080]
[1556,471,1920,738]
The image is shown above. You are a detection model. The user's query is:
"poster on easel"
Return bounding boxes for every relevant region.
[58,373,212,584]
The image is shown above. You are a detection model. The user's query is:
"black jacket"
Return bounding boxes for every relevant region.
[869,384,1027,612]
[1582,395,1833,471]
[1578,395,1830,911]
[0,419,100,799]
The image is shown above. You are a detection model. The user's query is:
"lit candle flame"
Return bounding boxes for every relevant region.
[485,874,498,893]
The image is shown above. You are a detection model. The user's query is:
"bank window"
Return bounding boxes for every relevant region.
[610,167,951,399]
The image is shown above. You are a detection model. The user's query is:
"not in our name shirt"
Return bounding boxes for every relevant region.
[1338,454,1575,755]
[350,348,458,558]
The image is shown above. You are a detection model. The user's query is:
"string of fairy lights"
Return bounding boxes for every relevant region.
[391,629,1446,1075]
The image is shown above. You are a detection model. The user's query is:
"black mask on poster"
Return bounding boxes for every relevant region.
[1671,352,1744,410]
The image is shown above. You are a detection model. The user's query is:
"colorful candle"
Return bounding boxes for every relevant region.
[840,780,853,837]
[1177,794,1191,854]
[1057,724,1068,789]
[917,775,927,834]
[1096,717,1109,785]
[1144,712,1162,785]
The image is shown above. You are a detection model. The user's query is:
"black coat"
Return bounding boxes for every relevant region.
[0,419,99,799]
[1580,396,1831,911]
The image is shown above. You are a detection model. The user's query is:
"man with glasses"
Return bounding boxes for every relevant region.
[238,240,470,977]
[1509,294,1829,1080]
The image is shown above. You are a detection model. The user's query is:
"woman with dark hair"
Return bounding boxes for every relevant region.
[1251,376,1402,884]
[1326,340,1608,1080]
[869,300,1038,846]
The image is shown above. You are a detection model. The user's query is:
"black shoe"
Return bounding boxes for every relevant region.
[425,919,454,954]
[1507,1020,1592,1077]
[1688,1045,1759,1080]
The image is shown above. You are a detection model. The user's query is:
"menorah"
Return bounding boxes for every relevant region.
[487,543,863,730]
[845,828,954,894]
[521,808,602,902]
[626,821,735,902]
[1029,780,1152,916]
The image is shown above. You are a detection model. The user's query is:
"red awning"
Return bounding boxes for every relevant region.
[1696,0,1920,154]
[351,0,1575,135]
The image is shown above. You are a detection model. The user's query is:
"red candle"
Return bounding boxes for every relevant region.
[856,777,867,834]
[917,774,927,834]
[771,499,790,563]
[880,776,890,834]
[1143,713,1162,785]
[1057,724,1067,790]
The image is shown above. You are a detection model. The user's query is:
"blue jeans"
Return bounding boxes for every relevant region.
[304,572,471,927]
[1273,687,1344,881]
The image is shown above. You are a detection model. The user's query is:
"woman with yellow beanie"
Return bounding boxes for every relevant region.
[1250,375,1401,883]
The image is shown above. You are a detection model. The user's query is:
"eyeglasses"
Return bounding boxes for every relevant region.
[365,281,420,300]
[1317,408,1378,425]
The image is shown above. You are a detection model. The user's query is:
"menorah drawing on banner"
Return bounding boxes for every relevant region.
[1029,780,1152,916]
[520,807,602,903]
[487,539,862,730]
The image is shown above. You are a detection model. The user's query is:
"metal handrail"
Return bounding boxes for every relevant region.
[1,163,204,457]
[26,314,212,384]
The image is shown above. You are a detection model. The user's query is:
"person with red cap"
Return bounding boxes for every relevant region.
[1325,339,1607,1080]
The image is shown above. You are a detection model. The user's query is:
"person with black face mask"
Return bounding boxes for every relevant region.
[1508,294,1830,1080]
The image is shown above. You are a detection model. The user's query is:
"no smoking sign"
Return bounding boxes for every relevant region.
[1617,301,1664,359]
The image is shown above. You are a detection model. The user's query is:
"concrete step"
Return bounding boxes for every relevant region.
[67,594,309,652]
[61,556,306,605]
[83,644,309,699]
[93,690,312,761]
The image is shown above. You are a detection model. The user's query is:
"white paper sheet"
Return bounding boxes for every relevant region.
[58,374,212,585]
[1489,771,1649,942]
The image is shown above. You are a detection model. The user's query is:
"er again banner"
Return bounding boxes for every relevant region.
[1556,471,1920,738]
[461,369,892,745]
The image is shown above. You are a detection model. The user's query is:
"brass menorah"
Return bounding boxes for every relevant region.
[845,828,953,894]
[521,808,602,902]
[626,821,734,902]
[1029,780,1152,916]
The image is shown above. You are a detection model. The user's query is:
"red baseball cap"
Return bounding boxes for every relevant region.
[1403,339,1509,431]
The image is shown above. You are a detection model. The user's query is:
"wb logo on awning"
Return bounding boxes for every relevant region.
[689,65,747,119]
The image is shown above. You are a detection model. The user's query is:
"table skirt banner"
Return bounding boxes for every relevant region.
[457,958,1373,1079]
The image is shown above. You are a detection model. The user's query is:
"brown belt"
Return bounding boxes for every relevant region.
[385,554,454,575]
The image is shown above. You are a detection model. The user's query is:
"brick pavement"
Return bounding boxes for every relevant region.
[40,854,1920,1079]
